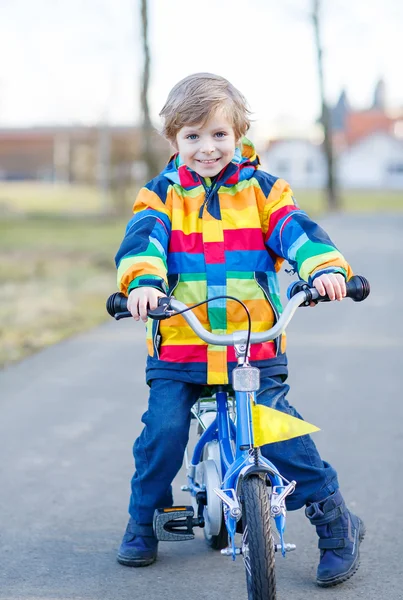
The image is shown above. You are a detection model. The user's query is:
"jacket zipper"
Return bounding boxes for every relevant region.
[253,273,281,355]
[198,181,217,218]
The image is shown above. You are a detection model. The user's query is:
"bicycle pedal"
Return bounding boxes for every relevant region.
[153,506,200,541]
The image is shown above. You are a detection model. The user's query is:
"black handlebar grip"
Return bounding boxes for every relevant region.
[287,275,370,304]
[345,275,370,302]
[106,292,127,316]
[106,292,172,320]
[106,292,130,319]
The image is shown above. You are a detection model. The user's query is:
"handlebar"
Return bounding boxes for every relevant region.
[106,275,370,347]
[286,274,370,304]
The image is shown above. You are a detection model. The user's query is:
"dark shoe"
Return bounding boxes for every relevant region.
[305,490,366,587]
[117,517,158,567]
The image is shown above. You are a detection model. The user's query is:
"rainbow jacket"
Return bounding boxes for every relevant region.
[115,139,352,385]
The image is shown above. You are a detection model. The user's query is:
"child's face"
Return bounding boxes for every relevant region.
[174,108,238,177]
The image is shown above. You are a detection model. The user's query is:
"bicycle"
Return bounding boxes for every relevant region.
[106,274,370,600]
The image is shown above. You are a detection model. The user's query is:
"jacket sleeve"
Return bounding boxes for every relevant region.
[262,178,353,284]
[115,184,171,296]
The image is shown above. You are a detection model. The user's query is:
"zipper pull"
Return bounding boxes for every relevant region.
[199,198,207,218]
[199,186,214,218]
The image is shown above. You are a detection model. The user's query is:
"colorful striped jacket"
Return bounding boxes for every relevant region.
[115,139,352,385]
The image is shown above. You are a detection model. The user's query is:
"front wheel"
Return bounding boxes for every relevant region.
[241,475,276,600]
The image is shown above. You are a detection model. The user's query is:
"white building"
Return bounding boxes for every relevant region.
[261,139,326,188]
[338,131,403,189]
[262,132,403,190]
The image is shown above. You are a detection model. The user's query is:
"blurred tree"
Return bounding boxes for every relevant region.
[312,0,340,210]
[96,123,112,214]
[109,135,134,216]
[140,0,159,181]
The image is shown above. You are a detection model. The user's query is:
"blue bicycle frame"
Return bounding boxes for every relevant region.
[187,386,289,559]
[108,276,368,563]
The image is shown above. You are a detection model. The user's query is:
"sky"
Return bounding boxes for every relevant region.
[1,0,402,141]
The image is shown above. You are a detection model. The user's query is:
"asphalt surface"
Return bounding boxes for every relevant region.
[1,213,403,600]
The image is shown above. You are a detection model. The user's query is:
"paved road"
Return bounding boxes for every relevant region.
[1,214,403,600]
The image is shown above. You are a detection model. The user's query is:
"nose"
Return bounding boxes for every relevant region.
[200,143,215,154]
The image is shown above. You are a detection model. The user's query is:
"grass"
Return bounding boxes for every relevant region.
[0,182,402,368]
[0,182,402,218]
[0,182,107,215]
[296,189,403,213]
[0,216,127,368]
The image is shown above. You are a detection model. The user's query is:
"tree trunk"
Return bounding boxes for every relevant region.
[312,0,340,211]
[140,0,159,181]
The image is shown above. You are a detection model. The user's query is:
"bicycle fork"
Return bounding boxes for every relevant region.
[218,345,297,559]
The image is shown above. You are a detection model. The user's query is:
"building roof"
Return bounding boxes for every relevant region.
[267,80,403,152]
[344,110,396,145]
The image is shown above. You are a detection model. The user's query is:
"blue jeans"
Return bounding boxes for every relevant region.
[128,377,339,533]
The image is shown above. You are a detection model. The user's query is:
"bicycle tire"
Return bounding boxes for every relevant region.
[241,475,276,600]
[204,514,228,549]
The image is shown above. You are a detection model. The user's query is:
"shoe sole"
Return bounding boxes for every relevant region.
[117,555,157,567]
[317,519,366,588]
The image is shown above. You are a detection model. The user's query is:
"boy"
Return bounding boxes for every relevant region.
[114,73,365,587]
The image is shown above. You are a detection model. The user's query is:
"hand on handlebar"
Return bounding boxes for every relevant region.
[311,273,347,307]
[127,287,166,322]
[107,274,369,344]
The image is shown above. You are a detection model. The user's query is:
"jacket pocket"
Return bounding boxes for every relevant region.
[152,274,180,357]
[254,271,281,355]
[151,318,161,359]
[167,273,180,296]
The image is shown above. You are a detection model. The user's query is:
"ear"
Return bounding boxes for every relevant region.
[237,132,245,145]
[171,137,179,152]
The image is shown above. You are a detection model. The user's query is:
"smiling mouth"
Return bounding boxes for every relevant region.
[196,158,220,164]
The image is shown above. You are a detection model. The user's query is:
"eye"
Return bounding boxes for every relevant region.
[215,131,227,138]
[186,134,198,140]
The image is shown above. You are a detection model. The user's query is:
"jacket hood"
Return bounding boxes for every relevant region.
[162,137,260,190]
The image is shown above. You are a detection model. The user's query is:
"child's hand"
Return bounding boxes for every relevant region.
[127,287,166,322]
[311,273,346,306]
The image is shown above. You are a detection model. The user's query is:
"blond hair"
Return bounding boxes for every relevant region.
[159,73,251,142]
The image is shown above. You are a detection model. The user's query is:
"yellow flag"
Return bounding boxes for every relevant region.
[251,404,320,446]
